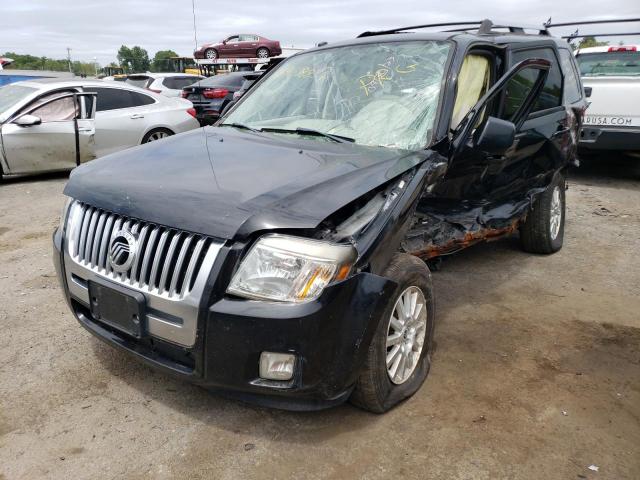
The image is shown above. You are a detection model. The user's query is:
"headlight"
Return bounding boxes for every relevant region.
[59,197,73,232]
[227,234,357,303]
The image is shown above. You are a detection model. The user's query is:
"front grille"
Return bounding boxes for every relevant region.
[67,201,212,299]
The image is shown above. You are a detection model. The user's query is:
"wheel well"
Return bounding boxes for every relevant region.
[141,127,174,143]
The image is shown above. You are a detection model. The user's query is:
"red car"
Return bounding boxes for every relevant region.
[194,34,282,60]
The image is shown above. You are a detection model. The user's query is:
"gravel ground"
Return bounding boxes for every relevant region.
[0,154,639,480]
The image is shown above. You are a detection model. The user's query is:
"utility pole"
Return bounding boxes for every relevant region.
[66,47,72,73]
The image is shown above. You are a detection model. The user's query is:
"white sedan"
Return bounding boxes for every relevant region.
[0,79,200,178]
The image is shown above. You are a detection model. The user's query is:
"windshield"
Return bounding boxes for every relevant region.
[0,84,37,115]
[576,51,640,77]
[223,41,451,150]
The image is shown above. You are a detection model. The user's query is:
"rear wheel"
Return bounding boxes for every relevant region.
[256,47,270,58]
[350,253,435,413]
[520,173,566,254]
[142,128,174,144]
[204,48,218,60]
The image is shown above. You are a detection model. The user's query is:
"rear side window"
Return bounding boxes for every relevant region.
[126,76,151,88]
[83,87,155,111]
[558,49,582,104]
[503,48,562,120]
[199,74,246,88]
[128,91,155,107]
[162,77,200,89]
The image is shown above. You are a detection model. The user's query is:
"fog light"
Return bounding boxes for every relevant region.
[259,352,295,381]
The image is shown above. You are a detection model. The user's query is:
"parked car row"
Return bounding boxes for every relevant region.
[181,71,262,125]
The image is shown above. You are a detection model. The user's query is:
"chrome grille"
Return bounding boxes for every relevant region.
[67,201,212,299]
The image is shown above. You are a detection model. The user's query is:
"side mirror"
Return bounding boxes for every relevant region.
[15,114,42,127]
[222,40,227,45]
[474,116,515,156]
[584,86,592,98]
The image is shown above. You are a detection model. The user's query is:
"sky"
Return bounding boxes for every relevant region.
[1,0,639,65]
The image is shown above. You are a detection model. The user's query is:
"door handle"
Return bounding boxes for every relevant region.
[130,113,144,119]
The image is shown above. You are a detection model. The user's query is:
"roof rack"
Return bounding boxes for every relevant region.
[545,18,640,41]
[357,19,550,38]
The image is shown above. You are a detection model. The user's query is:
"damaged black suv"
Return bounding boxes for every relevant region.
[53,20,586,412]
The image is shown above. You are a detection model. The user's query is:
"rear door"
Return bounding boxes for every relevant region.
[83,86,156,156]
[1,91,96,174]
[239,35,258,56]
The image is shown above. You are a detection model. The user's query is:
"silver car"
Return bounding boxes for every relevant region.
[0,80,200,178]
[124,73,203,97]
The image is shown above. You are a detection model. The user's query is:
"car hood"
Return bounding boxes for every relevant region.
[64,127,431,240]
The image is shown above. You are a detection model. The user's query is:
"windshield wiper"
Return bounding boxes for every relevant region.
[219,122,261,133]
[261,127,355,143]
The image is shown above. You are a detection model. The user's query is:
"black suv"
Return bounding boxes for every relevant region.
[53,20,586,413]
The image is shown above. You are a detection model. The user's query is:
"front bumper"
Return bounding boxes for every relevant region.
[579,126,640,152]
[53,227,395,410]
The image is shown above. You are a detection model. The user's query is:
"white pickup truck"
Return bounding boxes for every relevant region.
[575,45,640,155]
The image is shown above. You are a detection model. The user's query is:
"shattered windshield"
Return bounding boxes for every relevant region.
[223,41,451,150]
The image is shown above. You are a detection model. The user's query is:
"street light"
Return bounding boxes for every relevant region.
[94,57,98,77]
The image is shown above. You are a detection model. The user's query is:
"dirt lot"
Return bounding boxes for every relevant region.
[0,155,639,480]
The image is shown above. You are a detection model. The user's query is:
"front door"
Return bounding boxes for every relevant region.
[1,92,96,174]
[436,56,552,202]
[222,36,241,57]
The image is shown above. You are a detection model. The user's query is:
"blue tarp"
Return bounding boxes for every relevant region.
[0,75,49,86]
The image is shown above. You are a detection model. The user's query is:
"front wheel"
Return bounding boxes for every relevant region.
[350,253,435,413]
[520,173,566,254]
[204,48,218,60]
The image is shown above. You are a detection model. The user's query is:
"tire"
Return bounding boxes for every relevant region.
[256,47,270,59]
[142,128,174,144]
[350,253,435,413]
[204,48,218,60]
[520,173,566,254]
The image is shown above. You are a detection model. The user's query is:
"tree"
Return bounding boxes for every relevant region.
[1,51,96,74]
[151,50,179,72]
[117,45,150,73]
[578,36,609,49]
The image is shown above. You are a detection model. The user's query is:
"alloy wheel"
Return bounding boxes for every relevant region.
[386,286,428,385]
[146,131,169,142]
[550,186,562,240]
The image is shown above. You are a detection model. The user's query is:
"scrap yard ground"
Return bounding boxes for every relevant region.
[0,155,639,479]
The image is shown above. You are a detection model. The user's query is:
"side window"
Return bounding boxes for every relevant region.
[31,96,78,122]
[558,49,582,104]
[503,48,562,120]
[227,36,239,42]
[83,88,153,111]
[129,91,155,107]
[451,54,491,128]
[84,87,131,111]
